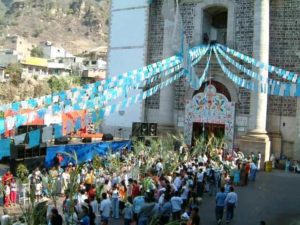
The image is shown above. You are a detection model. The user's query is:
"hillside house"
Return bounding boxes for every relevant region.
[41,41,74,59]
[21,57,71,78]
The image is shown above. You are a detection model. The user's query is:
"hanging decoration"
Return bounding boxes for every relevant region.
[99,69,186,118]
[188,48,212,90]
[214,46,269,93]
[218,44,299,83]
[214,46,300,97]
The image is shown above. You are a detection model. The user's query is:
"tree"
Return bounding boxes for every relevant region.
[47,76,70,93]
[5,63,23,86]
[30,47,44,58]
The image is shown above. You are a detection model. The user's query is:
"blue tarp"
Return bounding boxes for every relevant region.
[44,140,131,168]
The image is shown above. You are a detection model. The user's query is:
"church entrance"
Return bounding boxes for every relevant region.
[192,123,225,145]
[184,84,235,150]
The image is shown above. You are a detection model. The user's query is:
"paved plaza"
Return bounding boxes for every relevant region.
[199,170,300,225]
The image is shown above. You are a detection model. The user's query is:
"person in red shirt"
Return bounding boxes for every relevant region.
[131,180,140,199]
[2,170,13,185]
[88,184,96,201]
[245,161,251,185]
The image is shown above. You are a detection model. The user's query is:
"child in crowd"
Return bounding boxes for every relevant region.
[35,180,43,202]
[10,179,17,206]
[122,202,133,225]
[4,182,10,208]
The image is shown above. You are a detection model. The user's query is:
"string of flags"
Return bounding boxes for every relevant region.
[100,69,185,118]
[189,48,212,90]
[214,46,300,97]
[214,47,269,93]
[216,46,268,83]
[218,44,299,83]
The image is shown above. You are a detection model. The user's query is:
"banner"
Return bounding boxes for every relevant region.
[44,140,131,168]
[0,139,11,159]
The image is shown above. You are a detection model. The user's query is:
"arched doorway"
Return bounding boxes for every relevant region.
[184,85,235,150]
[191,81,232,143]
[194,80,231,101]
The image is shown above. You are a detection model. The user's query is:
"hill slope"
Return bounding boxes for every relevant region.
[0,0,110,54]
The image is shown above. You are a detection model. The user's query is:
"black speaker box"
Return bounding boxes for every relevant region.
[149,123,157,136]
[82,137,92,143]
[54,136,69,145]
[132,122,142,137]
[102,133,114,141]
[141,123,149,136]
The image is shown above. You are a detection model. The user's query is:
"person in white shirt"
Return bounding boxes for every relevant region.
[249,161,257,181]
[225,187,238,223]
[173,174,182,190]
[156,160,163,175]
[90,197,99,216]
[61,170,70,195]
[100,193,112,225]
[35,181,42,202]
[257,152,262,170]
[180,182,190,207]
[1,209,11,225]
[111,184,120,219]
[4,183,10,207]
[171,191,183,221]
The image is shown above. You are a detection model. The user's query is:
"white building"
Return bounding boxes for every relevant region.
[42,41,74,59]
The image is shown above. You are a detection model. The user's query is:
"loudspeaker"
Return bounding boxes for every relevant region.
[82,137,92,143]
[102,133,114,141]
[141,123,149,136]
[149,123,157,136]
[54,136,69,145]
[132,122,142,137]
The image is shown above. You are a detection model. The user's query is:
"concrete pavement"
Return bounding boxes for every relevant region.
[199,170,300,225]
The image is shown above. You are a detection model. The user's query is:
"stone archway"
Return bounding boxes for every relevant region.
[184,84,235,150]
[194,80,232,101]
[185,74,239,104]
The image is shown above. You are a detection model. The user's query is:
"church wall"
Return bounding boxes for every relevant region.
[269,0,300,158]
[145,0,300,158]
[146,0,164,110]
[295,98,300,159]
[267,115,297,158]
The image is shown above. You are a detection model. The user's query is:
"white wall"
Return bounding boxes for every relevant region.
[103,0,149,137]
[267,115,298,158]
[43,46,66,59]
[267,115,297,142]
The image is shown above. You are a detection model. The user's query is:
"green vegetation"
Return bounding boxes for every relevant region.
[47,76,70,93]
[30,46,44,58]
[5,63,23,86]
[16,163,29,183]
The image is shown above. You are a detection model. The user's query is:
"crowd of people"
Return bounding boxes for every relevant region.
[0,146,262,225]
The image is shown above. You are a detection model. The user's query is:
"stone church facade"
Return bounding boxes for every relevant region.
[106,0,300,160]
